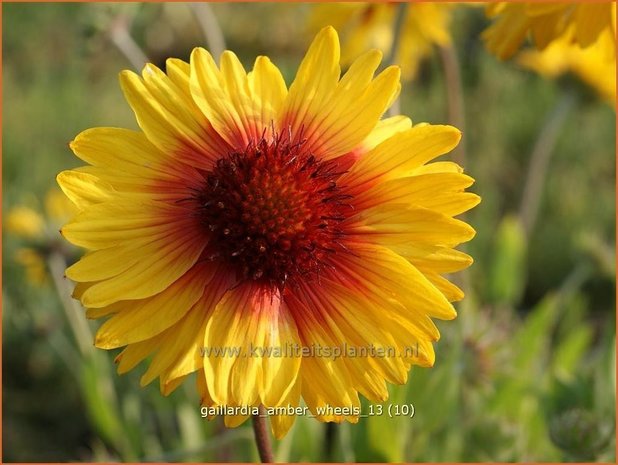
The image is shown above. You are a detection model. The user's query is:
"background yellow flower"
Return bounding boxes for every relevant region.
[309,2,453,80]
[483,2,616,60]
[6,188,78,286]
[518,29,616,107]
[483,2,616,108]
[6,206,45,239]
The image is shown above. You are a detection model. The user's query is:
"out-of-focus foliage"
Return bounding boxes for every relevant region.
[3,3,615,462]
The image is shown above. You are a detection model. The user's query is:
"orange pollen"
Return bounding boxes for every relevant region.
[197,135,352,290]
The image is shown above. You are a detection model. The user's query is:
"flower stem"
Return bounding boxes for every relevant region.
[189,2,226,59]
[519,91,577,238]
[47,251,93,357]
[438,43,470,295]
[108,13,149,71]
[252,407,274,463]
[386,2,409,68]
[438,44,466,167]
[386,2,409,117]
[323,422,337,461]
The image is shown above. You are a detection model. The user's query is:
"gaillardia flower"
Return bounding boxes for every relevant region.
[518,30,616,108]
[483,2,616,108]
[58,26,479,438]
[309,3,453,80]
[483,2,616,60]
[7,189,77,286]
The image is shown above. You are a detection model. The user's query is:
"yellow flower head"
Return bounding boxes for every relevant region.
[518,29,616,107]
[6,206,45,239]
[7,189,77,240]
[7,188,78,286]
[483,2,616,60]
[58,27,479,438]
[309,3,453,80]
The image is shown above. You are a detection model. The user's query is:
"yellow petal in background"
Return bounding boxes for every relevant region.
[6,207,45,239]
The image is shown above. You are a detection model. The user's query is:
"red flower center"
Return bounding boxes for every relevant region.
[197,134,352,290]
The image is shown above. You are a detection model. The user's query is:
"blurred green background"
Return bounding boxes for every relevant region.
[2,2,615,462]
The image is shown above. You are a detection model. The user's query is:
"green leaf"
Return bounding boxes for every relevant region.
[488,215,527,306]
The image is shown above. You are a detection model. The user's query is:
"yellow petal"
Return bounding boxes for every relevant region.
[524,3,566,17]
[159,272,235,384]
[190,48,244,147]
[285,291,361,417]
[248,56,288,130]
[270,378,301,439]
[161,375,187,396]
[418,268,465,302]
[353,171,477,214]
[85,303,119,319]
[140,305,206,387]
[259,303,302,407]
[574,3,612,48]
[203,283,301,406]
[120,67,228,163]
[301,358,360,423]
[350,204,476,247]
[482,4,530,60]
[165,58,192,95]
[311,64,401,160]
[336,243,457,321]
[402,245,473,274]
[411,160,463,175]
[282,41,400,160]
[60,198,195,249]
[68,220,206,307]
[306,278,409,387]
[57,170,114,209]
[115,337,160,374]
[359,115,412,152]
[280,26,341,147]
[70,128,181,181]
[220,51,261,140]
[190,48,285,147]
[67,247,139,282]
[196,369,216,408]
[224,413,251,428]
[94,262,214,348]
[342,124,462,191]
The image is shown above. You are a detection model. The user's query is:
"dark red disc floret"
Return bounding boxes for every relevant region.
[196,134,352,291]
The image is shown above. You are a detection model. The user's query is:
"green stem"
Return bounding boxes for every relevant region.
[189,2,226,59]
[438,44,466,167]
[252,407,274,463]
[386,2,409,117]
[323,422,337,461]
[519,91,577,238]
[108,13,149,71]
[47,251,93,357]
[438,44,470,295]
